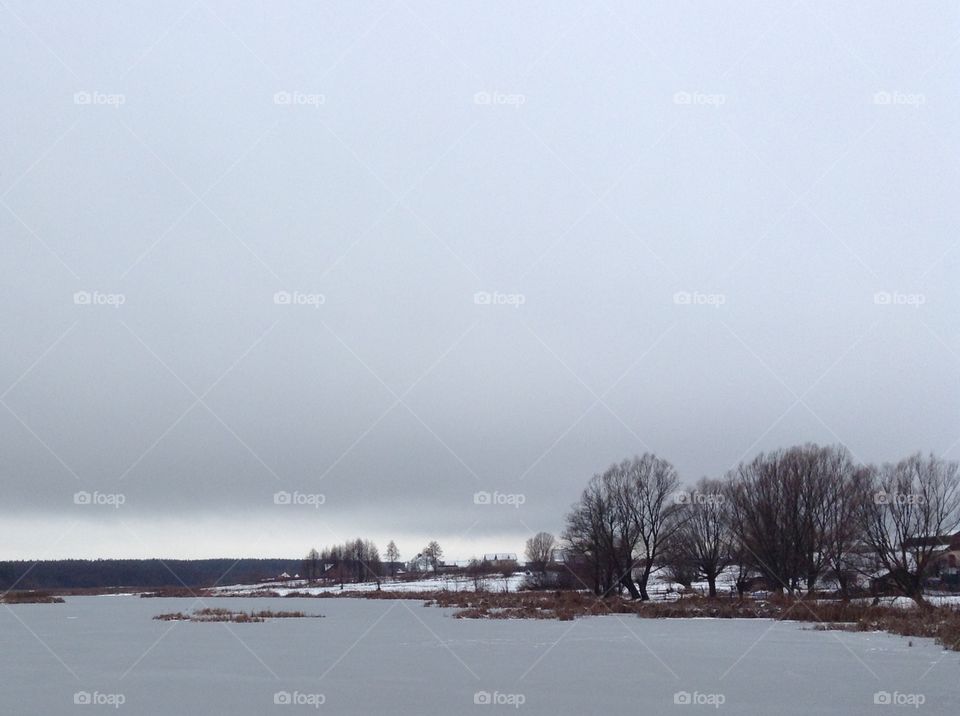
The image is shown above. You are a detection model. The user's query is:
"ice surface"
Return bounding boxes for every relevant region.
[2,596,958,714]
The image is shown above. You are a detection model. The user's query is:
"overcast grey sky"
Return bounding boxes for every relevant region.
[1,1,958,561]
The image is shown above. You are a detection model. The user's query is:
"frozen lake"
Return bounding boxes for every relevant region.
[2,596,957,714]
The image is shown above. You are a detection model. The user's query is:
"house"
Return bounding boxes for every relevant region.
[929,533,960,590]
[407,553,436,573]
[869,532,960,594]
[483,553,518,571]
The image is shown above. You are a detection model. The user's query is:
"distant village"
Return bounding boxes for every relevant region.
[264,447,960,605]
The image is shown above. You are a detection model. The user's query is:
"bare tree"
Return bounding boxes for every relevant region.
[385,540,400,578]
[624,454,682,600]
[466,558,487,592]
[303,548,320,581]
[727,447,815,595]
[366,541,382,588]
[564,476,612,596]
[859,454,960,607]
[819,454,871,600]
[606,461,644,598]
[657,541,697,591]
[324,543,346,589]
[564,454,681,600]
[350,539,365,582]
[423,541,443,573]
[565,468,631,597]
[724,476,756,599]
[671,478,731,597]
[524,532,556,588]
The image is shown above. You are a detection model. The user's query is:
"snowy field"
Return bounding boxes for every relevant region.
[211,570,960,608]
[209,566,711,598]
[212,573,530,596]
[2,596,958,714]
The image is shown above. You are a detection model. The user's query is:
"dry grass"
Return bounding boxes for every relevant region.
[140,587,211,598]
[811,604,960,651]
[330,589,960,651]
[153,607,322,623]
[151,584,960,650]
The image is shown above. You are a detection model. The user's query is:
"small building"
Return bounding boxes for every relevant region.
[929,533,960,590]
[482,553,518,571]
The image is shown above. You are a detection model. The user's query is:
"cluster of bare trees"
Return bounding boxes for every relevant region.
[420,541,443,572]
[563,447,960,606]
[385,540,400,576]
[524,532,556,588]
[723,445,866,599]
[564,454,682,600]
[301,539,451,585]
[861,454,960,602]
[303,538,382,587]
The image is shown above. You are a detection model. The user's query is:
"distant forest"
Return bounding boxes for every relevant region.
[0,559,303,591]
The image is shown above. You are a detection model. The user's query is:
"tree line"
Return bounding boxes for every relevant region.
[300,539,445,586]
[0,558,306,591]
[560,446,960,606]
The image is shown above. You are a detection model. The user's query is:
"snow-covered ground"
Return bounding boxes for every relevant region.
[212,573,529,596]
[210,569,960,608]
[2,596,958,714]
[210,565,723,599]
[212,570,960,608]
